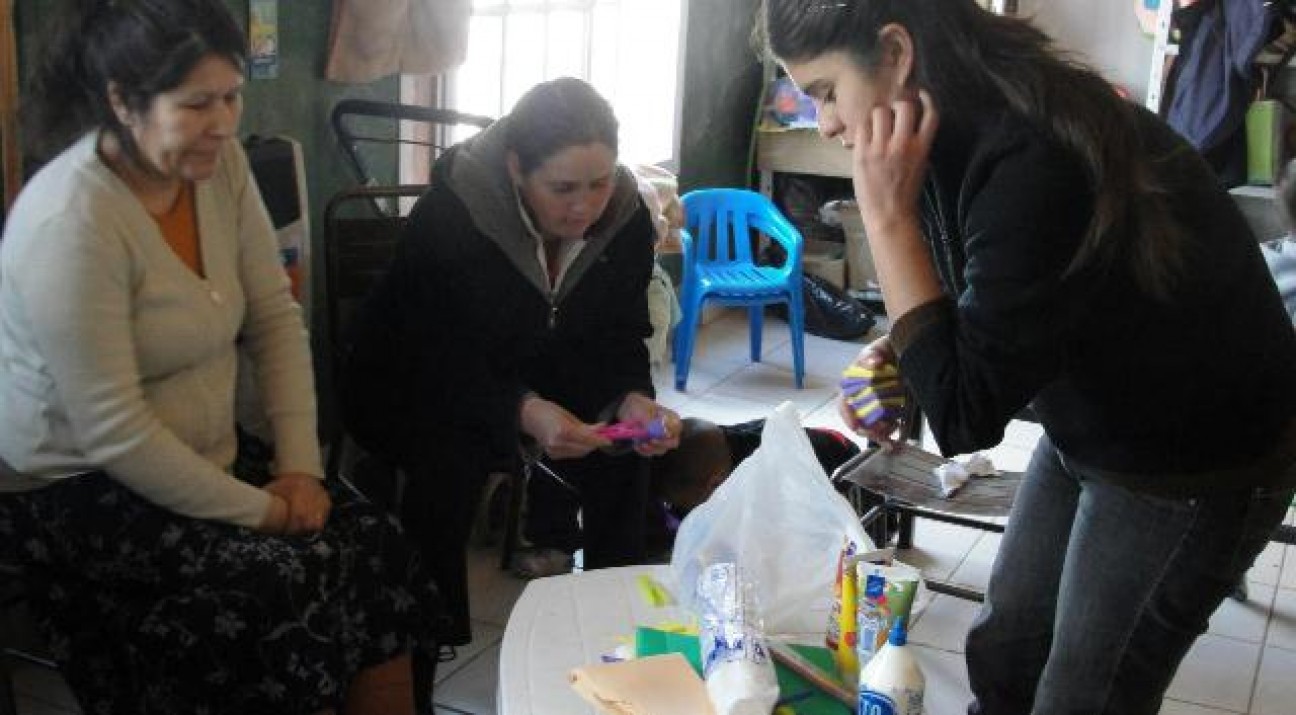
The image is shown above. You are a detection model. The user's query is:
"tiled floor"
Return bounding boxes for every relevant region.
[8,310,1296,714]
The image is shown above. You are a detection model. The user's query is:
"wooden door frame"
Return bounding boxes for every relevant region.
[1,0,20,212]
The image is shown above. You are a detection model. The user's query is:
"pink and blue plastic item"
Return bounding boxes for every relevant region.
[596,417,668,442]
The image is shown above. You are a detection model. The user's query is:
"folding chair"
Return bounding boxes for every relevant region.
[0,563,58,715]
[321,185,427,485]
[825,383,1027,602]
[321,97,493,488]
[831,444,1023,603]
[325,101,533,578]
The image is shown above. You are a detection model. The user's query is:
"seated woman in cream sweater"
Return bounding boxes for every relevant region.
[0,2,439,713]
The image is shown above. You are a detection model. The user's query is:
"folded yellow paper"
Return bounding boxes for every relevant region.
[568,653,716,715]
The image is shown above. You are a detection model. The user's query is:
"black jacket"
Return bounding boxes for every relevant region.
[895,102,1296,491]
[342,120,657,466]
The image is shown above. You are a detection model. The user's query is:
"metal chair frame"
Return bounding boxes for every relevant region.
[330,98,491,198]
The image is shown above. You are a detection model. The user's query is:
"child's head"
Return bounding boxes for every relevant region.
[650,418,733,514]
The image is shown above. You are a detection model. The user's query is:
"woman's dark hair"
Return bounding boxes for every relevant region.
[759,0,1183,299]
[504,77,619,175]
[23,0,246,161]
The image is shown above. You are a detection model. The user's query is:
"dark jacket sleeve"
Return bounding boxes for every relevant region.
[897,136,1097,457]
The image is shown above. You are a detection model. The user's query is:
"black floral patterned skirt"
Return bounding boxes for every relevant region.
[0,471,443,715]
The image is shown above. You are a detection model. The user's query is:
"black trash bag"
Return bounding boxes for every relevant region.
[773,174,853,244]
[771,273,876,340]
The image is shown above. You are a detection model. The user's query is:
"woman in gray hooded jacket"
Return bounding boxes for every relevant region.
[344,77,682,645]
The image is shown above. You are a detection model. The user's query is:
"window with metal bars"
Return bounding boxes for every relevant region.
[415,0,685,170]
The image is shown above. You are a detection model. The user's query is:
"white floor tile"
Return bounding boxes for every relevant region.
[708,362,837,413]
[664,391,779,427]
[1280,545,1296,590]
[1207,581,1277,643]
[437,620,505,684]
[1263,587,1296,651]
[657,354,735,396]
[679,310,789,370]
[1248,541,1286,587]
[946,533,1001,595]
[1251,645,1296,715]
[764,331,869,382]
[1164,634,1262,713]
[894,521,985,582]
[908,593,981,654]
[1157,698,1241,714]
[909,644,973,715]
[801,398,858,436]
[465,545,529,627]
[434,642,501,715]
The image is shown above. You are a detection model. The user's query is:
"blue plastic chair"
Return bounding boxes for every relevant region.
[673,188,805,390]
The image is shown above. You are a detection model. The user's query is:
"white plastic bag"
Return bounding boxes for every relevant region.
[670,402,874,637]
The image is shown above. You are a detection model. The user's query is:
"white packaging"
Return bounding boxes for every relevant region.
[697,563,779,715]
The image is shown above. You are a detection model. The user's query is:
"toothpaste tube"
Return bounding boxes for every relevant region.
[856,562,921,665]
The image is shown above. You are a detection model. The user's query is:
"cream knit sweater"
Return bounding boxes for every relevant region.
[0,133,322,528]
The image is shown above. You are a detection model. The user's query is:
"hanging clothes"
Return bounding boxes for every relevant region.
[325,0,471,83]
[1164,0,1278,185]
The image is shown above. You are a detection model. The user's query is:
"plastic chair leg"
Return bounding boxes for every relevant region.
[674,297,703,391]
[748,306,764,363]
[788,289,806,389]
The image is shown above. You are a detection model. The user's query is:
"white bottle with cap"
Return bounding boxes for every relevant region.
[857,617,925,715]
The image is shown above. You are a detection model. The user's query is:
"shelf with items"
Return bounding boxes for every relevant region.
[755,126,851,194]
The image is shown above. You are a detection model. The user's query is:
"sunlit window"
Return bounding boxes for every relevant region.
[444,0,685,166]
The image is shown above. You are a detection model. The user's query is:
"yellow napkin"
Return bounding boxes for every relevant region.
[568,653,716,715]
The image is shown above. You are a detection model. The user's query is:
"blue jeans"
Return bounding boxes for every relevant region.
[966,435,1293,715]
